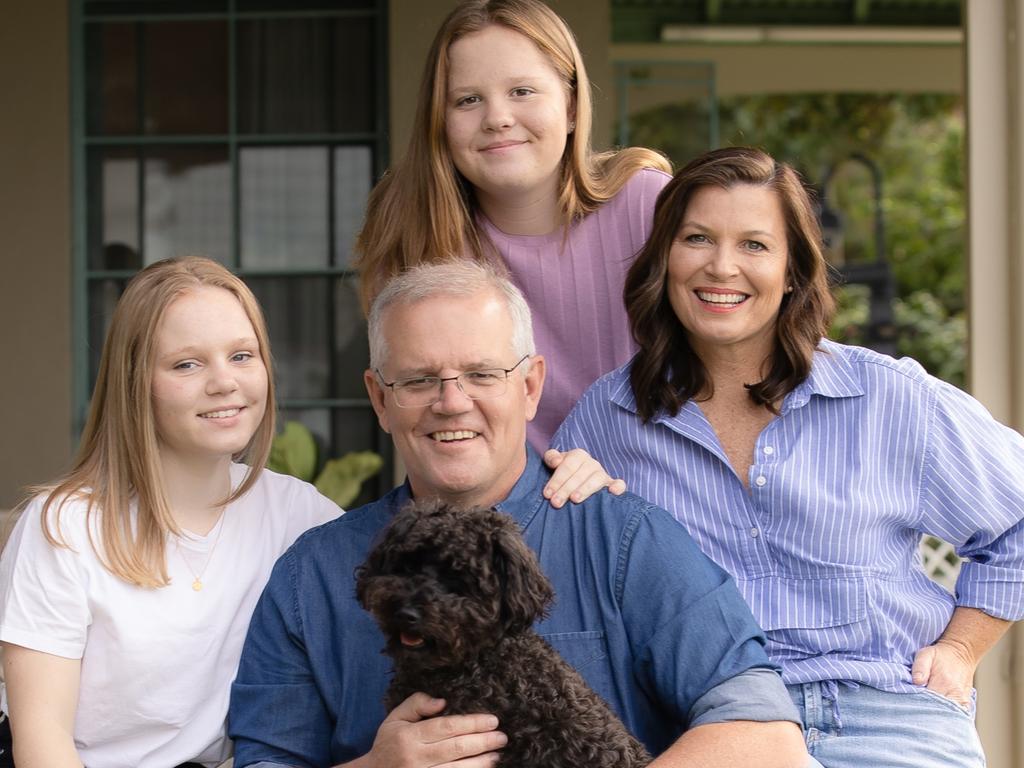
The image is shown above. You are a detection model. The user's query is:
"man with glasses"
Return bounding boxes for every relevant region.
[228,261,807,768]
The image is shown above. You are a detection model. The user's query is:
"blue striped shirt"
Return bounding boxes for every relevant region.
[554,340,1024,692]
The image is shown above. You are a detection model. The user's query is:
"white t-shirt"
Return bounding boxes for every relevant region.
[0,465,341,768]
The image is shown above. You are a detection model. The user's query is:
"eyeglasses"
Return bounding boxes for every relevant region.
[376,355,531,408]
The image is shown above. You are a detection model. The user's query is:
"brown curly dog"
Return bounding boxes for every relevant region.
[355,500,652,768]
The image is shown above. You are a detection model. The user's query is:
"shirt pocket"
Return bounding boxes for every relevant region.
[747,576,871,655]
[539,630,614,693]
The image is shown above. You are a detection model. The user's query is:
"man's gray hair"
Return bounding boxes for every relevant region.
[368,260,536,371]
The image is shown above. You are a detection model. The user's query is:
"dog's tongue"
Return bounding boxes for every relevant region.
[400,633,425,648]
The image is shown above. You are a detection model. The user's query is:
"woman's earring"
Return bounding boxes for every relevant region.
[568,120,576,133]
[785,285,794,293]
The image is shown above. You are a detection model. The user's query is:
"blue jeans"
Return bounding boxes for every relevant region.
[789,682,985,768]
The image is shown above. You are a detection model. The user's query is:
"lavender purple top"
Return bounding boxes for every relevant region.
[480,167,671,450]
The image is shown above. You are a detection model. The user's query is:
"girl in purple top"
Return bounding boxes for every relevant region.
[356,0,671,449]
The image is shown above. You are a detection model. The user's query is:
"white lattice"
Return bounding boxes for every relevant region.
[921,536,961,593]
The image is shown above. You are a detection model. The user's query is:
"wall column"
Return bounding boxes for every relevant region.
[965,2,1024,766]
[0,0,73,509]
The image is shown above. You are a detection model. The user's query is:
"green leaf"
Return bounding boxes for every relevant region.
[267,421,318,482]
[314,451,384,509]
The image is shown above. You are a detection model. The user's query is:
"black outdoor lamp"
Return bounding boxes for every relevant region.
[818,153,897,357]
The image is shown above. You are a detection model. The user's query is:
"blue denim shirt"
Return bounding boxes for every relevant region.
[229,448,781,767]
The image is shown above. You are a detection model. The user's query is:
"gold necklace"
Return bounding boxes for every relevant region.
[174,510,227,592]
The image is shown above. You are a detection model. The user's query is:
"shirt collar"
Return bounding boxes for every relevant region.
[494,445,548,528]
[392,445,547,528]
[783,339,865,411]
[608,339,865,420]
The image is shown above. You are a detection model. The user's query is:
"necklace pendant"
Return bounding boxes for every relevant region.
[192,578,202,592]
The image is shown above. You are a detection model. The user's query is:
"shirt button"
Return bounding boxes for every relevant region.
[750,527,760,538]
[754,475,767,487]
[763,446,775,456]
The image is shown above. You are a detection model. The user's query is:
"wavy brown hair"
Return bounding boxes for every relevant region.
[625,147,835,422]
[33,256,276,588]
[355,0,669,311]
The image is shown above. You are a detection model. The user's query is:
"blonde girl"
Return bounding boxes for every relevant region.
[0,257,341,768]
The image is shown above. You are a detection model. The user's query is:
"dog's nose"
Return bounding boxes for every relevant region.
[395,606,420,626]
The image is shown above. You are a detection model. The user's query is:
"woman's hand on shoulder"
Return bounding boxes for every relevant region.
[542,449,627,508]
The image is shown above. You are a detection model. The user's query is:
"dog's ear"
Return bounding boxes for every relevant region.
[492,517,555,633]
[356,502,423,608]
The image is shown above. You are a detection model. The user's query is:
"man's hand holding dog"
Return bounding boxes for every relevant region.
[340,692,507,768]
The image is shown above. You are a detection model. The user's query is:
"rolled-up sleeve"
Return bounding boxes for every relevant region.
[616,504,781,723]
[688,668,800,728]
[919,379,1024,621]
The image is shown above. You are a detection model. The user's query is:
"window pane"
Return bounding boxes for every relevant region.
[276,406,392,506]
[332,276,370,398]
[85,23,139,135]
[333,146,372,266]
[246,276,368,401]
[87,148,143,270]
[276,407,332,477]
[143,146,231,264]
[331,407,392,505]
[84,1,228,15]
[237,0,375,10]
[143,21,228,134]
[249,277,331,400]
[87,279,130,386]
[330,17,375,133]
[240,146,328,268]
[238,19,330,135]
[237,17,375,134]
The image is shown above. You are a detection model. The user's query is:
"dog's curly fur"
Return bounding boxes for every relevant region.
[356,500,652,768]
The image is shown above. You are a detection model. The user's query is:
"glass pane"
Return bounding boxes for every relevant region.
[87,148,144,270]
[333,146,372,266]
[240,146,328,268]
[143,21,228,134]
[330,407,392,506]
[246,276,368,400]
[143,146,231,265]
[84,1,228,15]
[237,17,375,134]
[238,0,374,10]
[87,278,130,387]
[331,16,375,133]
[248,277,331,400]
[85,23,139,135]
[237,19,331,135]
[276,407,331,475]
[332,275,370,398]
[275,406,391,506]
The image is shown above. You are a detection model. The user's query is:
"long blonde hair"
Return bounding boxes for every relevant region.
[355,0,670,311]
[36,257,276,588]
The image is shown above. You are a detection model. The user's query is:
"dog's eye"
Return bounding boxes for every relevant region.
[440,572,467,593]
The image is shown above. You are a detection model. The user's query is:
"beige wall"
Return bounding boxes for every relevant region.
[0,0,73,509]
[612,42,962,97]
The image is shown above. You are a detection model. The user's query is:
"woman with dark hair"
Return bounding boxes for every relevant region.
[555,146,1024,767]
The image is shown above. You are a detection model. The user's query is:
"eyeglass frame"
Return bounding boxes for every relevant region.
[374,354,532,408]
